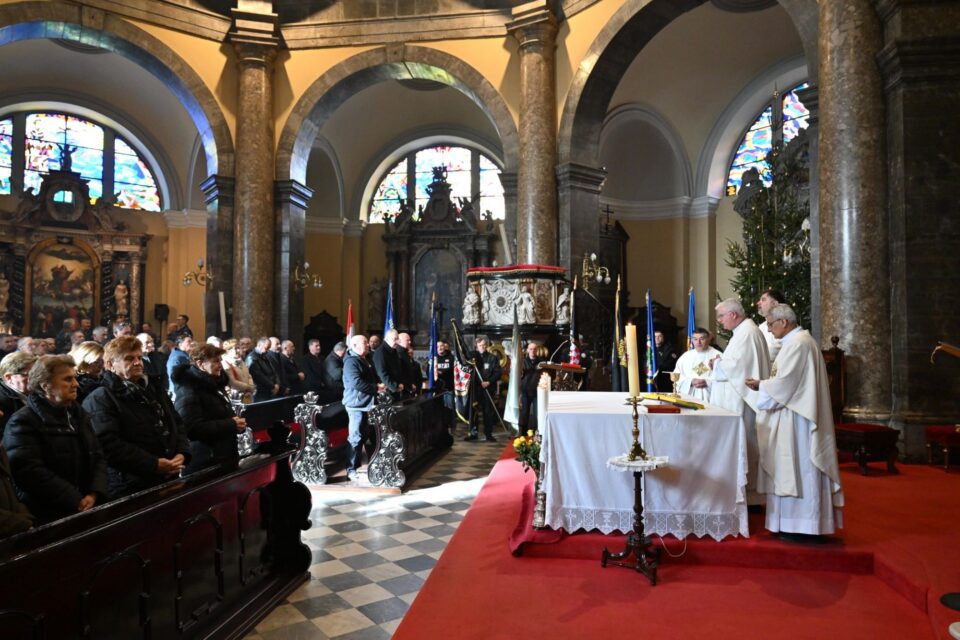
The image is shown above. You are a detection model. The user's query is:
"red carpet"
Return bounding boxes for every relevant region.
[395,446,960,640]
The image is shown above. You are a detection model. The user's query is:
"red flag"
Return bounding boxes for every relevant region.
[569,276,581,365]
[346,299,355,342]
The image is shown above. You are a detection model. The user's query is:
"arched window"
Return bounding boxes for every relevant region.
[726,82,809,196]
[0,111,161,211]
[368,144,504,223]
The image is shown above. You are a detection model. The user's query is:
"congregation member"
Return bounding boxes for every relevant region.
[167,314,193,343]
[55,318,77,354]
[465,336,501,442]
[112,321,133,338]
[0,352,36,436]
[222,338,255,398]
[434,340,455,390]
[17,336,37,355]
[79,318,93,340]
[281,340,306,396]
[69,330,86,350]
[746,304,843,540]
[397,332,422,396]
[0,437,34,537]
[166,333,195,396]
[3,355,108,524]
[654,330,679,392]
[674,328,722,401]
[174,343,246,473]
[0,333,19,359]
[342,334,385,481]
[368,335,382,352]
[756,288,786,365]
[83,336,190,498]
[373,329,405,397]
[247,336,280,402]
[709,298,769,505]
[519,341,545,432]
[302,339,326,394]
[322,342,347,398]
[91,326,109,345]
[69,341,105,403]
[138,331,169,391]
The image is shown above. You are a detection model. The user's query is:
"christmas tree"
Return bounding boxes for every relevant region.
[725,130,811,329]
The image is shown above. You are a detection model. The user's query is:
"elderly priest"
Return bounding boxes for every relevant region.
[746,304,844,539]
[710,298,770,505]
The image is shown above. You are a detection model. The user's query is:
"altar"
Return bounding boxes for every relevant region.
[541,392,749,540]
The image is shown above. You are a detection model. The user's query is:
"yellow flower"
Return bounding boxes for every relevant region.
[513,437,524,448]
[527,430,534,437]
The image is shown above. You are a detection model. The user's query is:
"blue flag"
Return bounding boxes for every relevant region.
[686,287,696,351]
[427,292,438,390]
[383,281,395,337]
[645,289,657,392]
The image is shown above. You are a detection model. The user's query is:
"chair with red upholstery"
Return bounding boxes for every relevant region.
[925,425,960,468]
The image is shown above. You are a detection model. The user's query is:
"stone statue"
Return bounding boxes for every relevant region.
[395,196,413,227]
[462,288,480,325]
[516,286,536,325]
[556,286,571,325]
[733,167,763,216]
[15,187,40,222]
[367,277,386,328]
[457,196,478,228]
[90,193,117,231]
[58,143,77,173]
[0,272,9,314]
[114,280,129,317]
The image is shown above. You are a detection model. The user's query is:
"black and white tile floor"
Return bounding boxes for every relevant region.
[244,424,508,640]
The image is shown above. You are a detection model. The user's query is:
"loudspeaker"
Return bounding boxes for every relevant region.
[154,304,169,322]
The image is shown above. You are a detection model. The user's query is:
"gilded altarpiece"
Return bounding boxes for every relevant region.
[0,170,149,335]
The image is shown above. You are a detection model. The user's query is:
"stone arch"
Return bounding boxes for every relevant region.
[557,0,817,169]
[0,1,234,177]
[276,45,519,190]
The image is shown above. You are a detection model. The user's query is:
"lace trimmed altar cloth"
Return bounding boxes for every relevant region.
[540,391,749,540]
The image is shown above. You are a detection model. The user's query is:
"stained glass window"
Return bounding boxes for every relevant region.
[727,83,809,195]
[0,118,11,194]
[3,111,161,210]
[368,144,504,223]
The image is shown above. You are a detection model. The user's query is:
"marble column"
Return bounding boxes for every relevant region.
[876,0,960,457]
[795,85,820,342]
[201,175,235,338]
[228,7,279,339]
[498,171,518,262]
[507,3,558,266]
[556,162,606,278]
[818,0,890,423]
[274,180,313,342]
[129,252,143,328]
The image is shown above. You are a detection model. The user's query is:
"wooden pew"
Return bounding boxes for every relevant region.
[0,428,311,640]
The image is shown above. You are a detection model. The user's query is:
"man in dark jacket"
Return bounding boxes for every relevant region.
[166,333,194,396]
[372,329,404,397]
[323,342,347,398]
[246,336,280,402]
[342,335,384,481]
[302,339,326,394]
[397,332,422,397]
[519,341,546,432]
[83,336,191,498]
[267,337,287,394]
[466,337,502,442]
[280,340,306,396]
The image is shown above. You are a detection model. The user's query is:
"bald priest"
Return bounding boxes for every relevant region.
[746,304,844,538]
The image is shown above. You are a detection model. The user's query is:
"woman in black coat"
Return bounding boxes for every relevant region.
[2,355,108,524]
[69,341,104,403]
[173,344,247,474]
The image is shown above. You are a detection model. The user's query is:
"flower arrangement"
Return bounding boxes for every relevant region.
[513,430,541,476]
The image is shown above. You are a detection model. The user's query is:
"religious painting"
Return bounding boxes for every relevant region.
[27,239,98,337]
[414,249,463,345]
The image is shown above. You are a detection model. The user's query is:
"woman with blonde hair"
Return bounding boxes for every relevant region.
[221,338,254,398]
[69,341,104,403]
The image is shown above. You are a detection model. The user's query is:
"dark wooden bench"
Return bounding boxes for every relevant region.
[835,422,900,475]
[925,425,960,468]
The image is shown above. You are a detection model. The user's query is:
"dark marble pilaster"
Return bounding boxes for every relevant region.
[274,180,314,343]
[507,3,558,266]
[818,0,890,423]
[229,7,279,339]
[556,162,606,277]
[876,0,960,457]
[201,175,235,338]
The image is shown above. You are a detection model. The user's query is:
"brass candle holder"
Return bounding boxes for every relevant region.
[625,397,647,461]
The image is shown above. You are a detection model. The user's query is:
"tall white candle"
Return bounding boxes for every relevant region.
[626,323,640,398]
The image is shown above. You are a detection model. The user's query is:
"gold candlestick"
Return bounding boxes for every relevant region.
[625,397,647,461]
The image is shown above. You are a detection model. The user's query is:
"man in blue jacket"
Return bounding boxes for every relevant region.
[342,334,385,481]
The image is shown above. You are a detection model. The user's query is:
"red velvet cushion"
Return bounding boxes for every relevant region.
[925,425,960,445]
[836,422,896,433]
[327,426,349,448]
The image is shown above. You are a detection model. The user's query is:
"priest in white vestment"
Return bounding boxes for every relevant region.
[746,304,844,537]
[674,327,721,402]
[756,289,785,365]
[710,298,770,504]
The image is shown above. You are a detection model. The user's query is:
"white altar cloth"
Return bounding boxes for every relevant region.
[541,391,749,540]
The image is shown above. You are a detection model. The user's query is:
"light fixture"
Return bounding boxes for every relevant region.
[183,258,213,288]
[294,262,323,289]
[581,252,611,292]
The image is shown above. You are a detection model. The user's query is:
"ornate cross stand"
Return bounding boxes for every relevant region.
[601,397,668,585]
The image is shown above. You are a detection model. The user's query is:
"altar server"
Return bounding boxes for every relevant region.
[709,298,769,505]
[746,304,843,538]
[756,288,786,365]
[674,327,720,402]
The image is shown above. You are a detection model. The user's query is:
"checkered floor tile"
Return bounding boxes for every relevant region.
[244,423,509,639]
